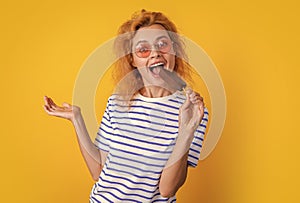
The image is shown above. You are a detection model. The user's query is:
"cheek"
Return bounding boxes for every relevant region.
[132,56,146,68]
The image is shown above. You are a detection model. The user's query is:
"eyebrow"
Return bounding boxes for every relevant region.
[134,35,170,46]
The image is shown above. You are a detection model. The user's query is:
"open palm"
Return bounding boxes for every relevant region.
[43,96,80,122]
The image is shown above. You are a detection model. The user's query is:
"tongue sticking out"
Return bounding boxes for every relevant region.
[149,64,163,75]
[150,65,187,91]
[151,66,161,75]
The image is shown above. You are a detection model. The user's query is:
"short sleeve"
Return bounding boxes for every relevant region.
[187,107,209,167]
[94,98,114,153]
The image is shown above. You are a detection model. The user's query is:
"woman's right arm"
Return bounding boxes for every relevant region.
[43,96,103,181]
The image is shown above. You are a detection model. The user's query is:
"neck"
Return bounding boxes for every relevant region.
[139,86,172,98]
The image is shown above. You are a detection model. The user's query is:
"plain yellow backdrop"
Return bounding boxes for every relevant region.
[1,0,299,202]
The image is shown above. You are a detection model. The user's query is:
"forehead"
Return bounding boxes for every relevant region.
[132,24,170,43]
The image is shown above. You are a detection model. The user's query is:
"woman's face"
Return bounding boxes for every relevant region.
[131,24,176,87]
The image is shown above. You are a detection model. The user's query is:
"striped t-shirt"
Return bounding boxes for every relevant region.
[90,91,209,203]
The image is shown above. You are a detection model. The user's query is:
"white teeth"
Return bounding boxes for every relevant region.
[149,62,164,68]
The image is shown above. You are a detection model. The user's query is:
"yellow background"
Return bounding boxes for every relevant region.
[1,0,299,202]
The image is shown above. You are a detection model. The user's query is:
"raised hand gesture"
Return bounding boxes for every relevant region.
[179,89,205,133]
[43,96,80,122]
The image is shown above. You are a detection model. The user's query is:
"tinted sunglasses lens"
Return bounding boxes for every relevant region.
[136,49,151,58]
[135,44,151,58]
[134,39,173,58]
[157,39,172,53]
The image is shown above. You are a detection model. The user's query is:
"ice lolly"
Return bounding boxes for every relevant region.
[157,65,187,91]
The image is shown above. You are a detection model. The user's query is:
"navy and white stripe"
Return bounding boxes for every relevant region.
[90,91,209,202]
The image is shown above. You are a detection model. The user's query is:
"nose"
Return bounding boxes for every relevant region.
[149,47,161,58]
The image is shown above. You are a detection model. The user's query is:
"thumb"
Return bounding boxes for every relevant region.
[62,102,71,108]
[181,88,192,110]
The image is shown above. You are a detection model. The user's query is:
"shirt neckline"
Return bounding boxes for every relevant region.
[135,90,182,102]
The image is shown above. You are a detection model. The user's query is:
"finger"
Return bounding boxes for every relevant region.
[187,90,202,102]
[199,102,205,117]
[190,99,199,105]
[181,90,192,110]
[190,95,204,104]
[49,104,56,111]
[191,99,204,111]
[189,102,204,123]
[49,98,57,107]
[46,97,56,108]
[189,91,196,98]
[185,87,192,95]
[62,102,71,108]
[43,104,50,112]
[44,104,60,114]
[44,105,66,118]
[45,99,56,111]
[189,91,203,100]
[43,105,54,114]
[190,95,201,102]
[44,101,51,110]
[44,96,54,109]
[44,96,51,107]
[49,99,60,111]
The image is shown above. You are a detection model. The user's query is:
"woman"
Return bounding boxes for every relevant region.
[44,10,209,202]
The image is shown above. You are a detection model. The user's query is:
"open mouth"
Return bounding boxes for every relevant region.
[149,62,165,75]
[148,62,186,91]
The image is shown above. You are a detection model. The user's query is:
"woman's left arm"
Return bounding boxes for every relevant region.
[159,89,205,197]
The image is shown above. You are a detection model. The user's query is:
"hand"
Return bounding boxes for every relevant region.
[43,96,80,122]
[179,89,205,133]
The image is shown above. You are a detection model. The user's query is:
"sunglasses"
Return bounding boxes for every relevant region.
[133,37,174,58]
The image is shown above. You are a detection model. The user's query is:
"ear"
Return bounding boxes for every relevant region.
[130,55,136,67]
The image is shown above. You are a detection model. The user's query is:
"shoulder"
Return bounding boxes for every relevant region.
[204,107,209,114]
[106,94,125,104]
